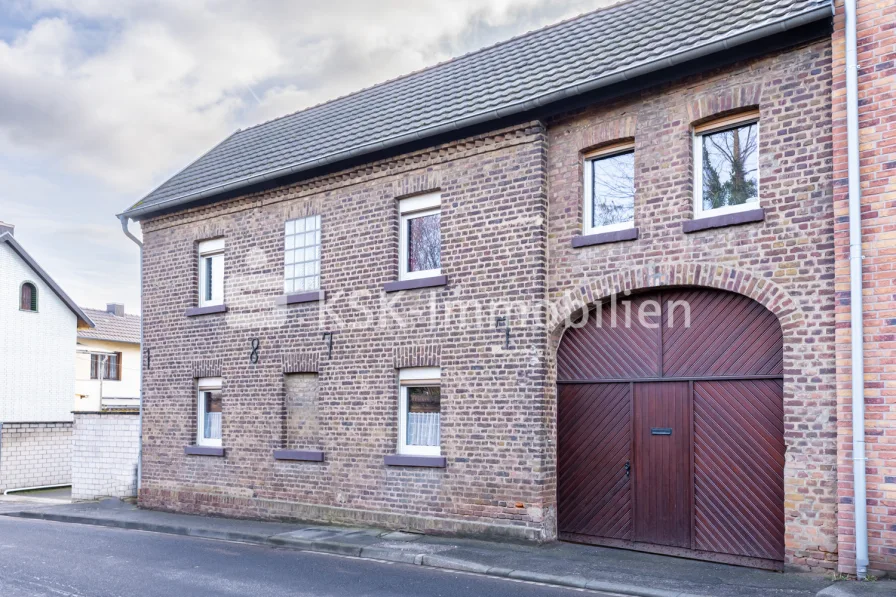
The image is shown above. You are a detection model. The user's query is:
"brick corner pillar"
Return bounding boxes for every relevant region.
[831,0,896,576]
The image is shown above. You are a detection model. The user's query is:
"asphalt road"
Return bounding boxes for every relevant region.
[0,516,604,597]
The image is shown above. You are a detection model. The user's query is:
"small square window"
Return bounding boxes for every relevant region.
[198,238,225,307]
[398,367,441,456]
[693,113,759,218]
[197,377,222,447]
[398,193,441,281]
[583,143,635,235]
[90,352,122,381]
[284,215,321,293]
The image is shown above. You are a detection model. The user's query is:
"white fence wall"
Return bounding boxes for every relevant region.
[72,413,139,500]
[0,422,72,492]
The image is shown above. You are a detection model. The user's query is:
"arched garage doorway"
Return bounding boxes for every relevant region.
[556,288,785,570]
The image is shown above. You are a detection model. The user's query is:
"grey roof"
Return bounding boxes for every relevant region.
[78,308,141,344]
[0,232,94,328]
[123,0,833,220]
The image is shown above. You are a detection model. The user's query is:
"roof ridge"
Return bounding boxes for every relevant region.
[82,307,140,316]
[233,0,633,136]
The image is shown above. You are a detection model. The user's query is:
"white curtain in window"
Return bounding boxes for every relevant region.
[205,412,222,440]
[407,412,439,446]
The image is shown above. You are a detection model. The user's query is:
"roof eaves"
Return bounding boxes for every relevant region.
[0,232,95,328]
[120,1,833,222]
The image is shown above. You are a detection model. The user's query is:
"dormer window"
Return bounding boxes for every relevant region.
[20,282,37,312]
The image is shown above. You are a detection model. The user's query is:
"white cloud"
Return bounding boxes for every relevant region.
[0,0,612,308]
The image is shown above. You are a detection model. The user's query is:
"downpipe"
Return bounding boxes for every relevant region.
[118,215,144,495]
[844,0,869,579]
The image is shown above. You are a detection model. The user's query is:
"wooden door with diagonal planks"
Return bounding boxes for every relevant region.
[556,288,784,568]
[557,383,632,541]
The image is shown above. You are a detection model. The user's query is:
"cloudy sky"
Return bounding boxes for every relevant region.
[0,0,610,313]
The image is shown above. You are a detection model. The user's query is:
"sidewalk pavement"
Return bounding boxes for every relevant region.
[1,499,891,597]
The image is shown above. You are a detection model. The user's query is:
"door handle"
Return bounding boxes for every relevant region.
[624,461,631,478]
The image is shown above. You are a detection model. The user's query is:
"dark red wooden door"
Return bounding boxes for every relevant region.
[557,288,785,569]
[633,382,691,548]
[693,380,785,561]
[557,383,632,541]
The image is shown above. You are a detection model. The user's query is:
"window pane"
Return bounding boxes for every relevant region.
[203,390,222,441]
[285,216,321,291]
[20,284,34,311]
[406,386,440,447]
[204,257,213,302]
[105,354,119,380]
[407,213,441,272]
[590,151,635,228]
[701,123,759,211]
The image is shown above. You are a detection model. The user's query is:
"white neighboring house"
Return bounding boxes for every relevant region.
[0,222,94,493]
[75,304,141,412]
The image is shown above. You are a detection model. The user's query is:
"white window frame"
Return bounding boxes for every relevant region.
[198,238,225,307]
[398,367,441,456]
[197,377,222,447]
[693,110,761,219]
[284,215,322,294]
[583,142,636,235]
[398,192,441,281]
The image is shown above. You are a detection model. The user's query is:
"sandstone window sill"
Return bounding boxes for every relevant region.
[184,445,225,457]
[384,455,446,468]
[185,304,228,317]
[273,449,325,462]
[682,208,765,233]
[276,291,325,306]
[383,275,448,293]
[572,227,639,248]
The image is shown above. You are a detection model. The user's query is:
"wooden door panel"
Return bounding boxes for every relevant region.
[662,290,783,378]
[633,382,691,548]
[557,295,661,381]
[694,380,785,561]
[558,383,632,540]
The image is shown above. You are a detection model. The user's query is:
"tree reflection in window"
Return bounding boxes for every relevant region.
[407,213,441,273]
[701,122,758,211]
[590,151,635,228]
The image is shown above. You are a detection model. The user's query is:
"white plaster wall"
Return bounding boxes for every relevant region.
[75,339,141,412]
[0,242,77,422]
[71,413,139,500]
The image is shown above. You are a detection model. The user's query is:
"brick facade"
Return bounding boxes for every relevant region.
[71,413,140,501]
[546,39,836,570]
[0,422,72,492]
[832,0,896,575]
[139,123,551,540]
[137,35,847,571]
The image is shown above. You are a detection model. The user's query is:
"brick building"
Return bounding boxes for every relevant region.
[120,0,894,574]
[831,0,896,576]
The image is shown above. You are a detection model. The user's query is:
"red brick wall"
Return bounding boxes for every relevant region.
[138,123,552,539]
[832,0,896,575]
[545,39,836,571]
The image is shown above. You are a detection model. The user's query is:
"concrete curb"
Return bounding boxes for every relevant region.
[3,510,714,597]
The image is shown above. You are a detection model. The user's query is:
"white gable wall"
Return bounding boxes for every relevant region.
[0,242,77,422]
